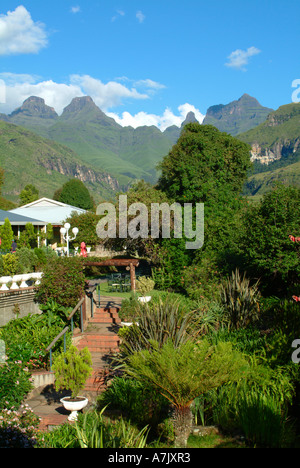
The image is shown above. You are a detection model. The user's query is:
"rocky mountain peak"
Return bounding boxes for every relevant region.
[10,96,58,119]
[181,111,198,127]
[62,96,97,114]
[203,94,273,136]
[60,96,120,127]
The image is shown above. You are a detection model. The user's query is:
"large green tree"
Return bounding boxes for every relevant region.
[157,123,252,206]
[19,184,39,206]
[154,124,252,290]
[239,182,300,294]
[55,179,94,210]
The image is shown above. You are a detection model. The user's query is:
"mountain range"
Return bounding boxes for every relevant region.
[0,93,299,204]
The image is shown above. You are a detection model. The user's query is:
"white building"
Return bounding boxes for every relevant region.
[9,198,86,246]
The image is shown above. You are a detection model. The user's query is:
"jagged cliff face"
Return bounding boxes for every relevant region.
[38,155,120,191]
[250,139,300,165]
[238,102,300,165]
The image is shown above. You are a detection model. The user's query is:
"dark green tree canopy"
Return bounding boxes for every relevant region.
[239,182,300,294]
[157,123,252,205]
[19,184,39,206]
[55,178,94,210]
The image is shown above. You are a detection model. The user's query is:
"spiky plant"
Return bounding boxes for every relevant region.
[220,269,261,330]
[118,296,200,358]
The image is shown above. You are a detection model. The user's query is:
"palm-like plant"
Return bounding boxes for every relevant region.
[124,338,247,447]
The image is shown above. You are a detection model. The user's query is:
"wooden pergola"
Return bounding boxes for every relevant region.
[84,258,140,291]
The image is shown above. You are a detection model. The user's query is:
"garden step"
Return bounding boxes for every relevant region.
[71,306,122,396]
[90,307,121,325]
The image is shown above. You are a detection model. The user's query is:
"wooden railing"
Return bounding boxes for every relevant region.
[46,284,97,370]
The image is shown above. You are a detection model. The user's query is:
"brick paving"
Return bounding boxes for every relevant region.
[26,300,123,432]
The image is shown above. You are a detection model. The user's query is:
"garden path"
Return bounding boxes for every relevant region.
[26,296,124,432]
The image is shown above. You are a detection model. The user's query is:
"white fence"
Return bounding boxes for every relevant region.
[0,272,43,291]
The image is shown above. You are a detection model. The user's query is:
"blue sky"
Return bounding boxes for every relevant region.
[0,1,299,130]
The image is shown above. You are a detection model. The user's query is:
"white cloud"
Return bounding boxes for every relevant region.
[108,103,205,131]
[225,46,261,71]
[70,6,81,14]
[0,73,151,114]
[0,5,47,56]
[136,11,146,23]
[0,74,83,114]
[0,73,205,132]
[70,75,149,110]
[112,10,125,22]
[134,79,166,91]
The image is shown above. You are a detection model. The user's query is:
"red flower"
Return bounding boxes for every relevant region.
[292,295,300,302]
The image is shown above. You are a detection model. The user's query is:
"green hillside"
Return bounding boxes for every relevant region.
[7,96,174,185]
[0,121,119,204]
[4,94,300,202]
[238,102,300,148]
[243,160,300,198]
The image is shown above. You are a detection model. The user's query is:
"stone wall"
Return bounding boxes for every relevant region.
[0,287,41,327]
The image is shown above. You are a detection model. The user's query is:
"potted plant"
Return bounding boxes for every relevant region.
[52,345,93,421]
[136,276,155,303]
[86,245,92,253]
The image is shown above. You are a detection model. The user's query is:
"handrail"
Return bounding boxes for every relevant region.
[46,285,97,371]
[68,296,85,321]
[46,326,69,352]
[46,326,70,370]
[46,294,86,371]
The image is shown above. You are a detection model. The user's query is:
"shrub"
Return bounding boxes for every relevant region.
[2,253,18,276]
[35,256,85,308]
[15,247,38,273]
[18,223,37,248]
[207,357,295,447]
[181,256,221,304]
[0,311,71,370]
[38,410,149,448]
[136,276,155,296]
[0,218,14,250]
[33,247,57,269]
[52,346,93,398]
[0,361,33,410]
[0,403,40,448]
[97,377,169,428]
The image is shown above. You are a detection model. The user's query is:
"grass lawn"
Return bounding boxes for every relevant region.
[187,433,247,448]
[98,280,194,304]
[99,280,134,299]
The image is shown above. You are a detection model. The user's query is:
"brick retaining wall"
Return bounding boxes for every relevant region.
[0,287,41,326]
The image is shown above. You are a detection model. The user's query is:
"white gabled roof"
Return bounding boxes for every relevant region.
[19,197,76,209]
[9,198,87,226]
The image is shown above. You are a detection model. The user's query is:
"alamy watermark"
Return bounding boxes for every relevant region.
[291,79,300,103]
[96,195,204,250]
